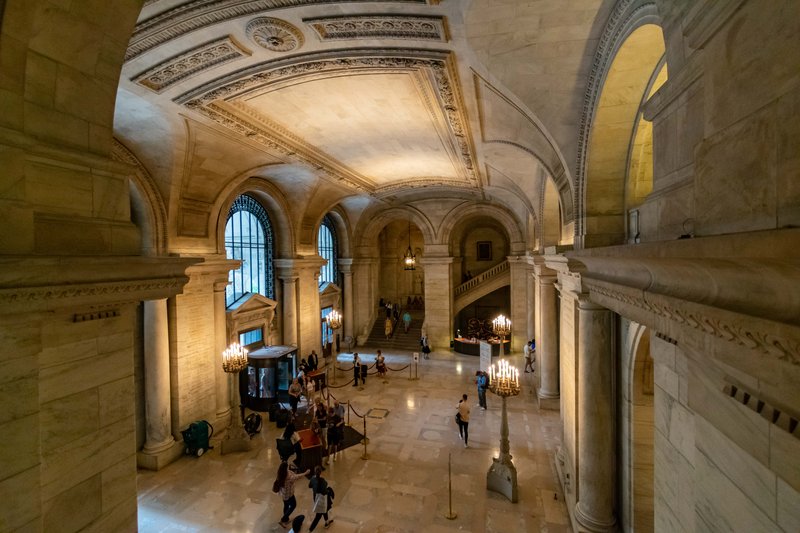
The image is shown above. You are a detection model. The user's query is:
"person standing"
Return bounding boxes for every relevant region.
[456,393,471,448]
[476,371,488,410]
[420,335,430,359]
[307,466,334,531]
[274,461,310,528]
[308,350,319,372]
[375,350,387,381]
[288,378,303,415]
[352,353,361,386]
[326,406,343,463]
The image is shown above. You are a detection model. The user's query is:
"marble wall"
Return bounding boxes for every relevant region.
[652,336,800,532]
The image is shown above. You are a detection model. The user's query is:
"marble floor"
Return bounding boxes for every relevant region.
[137,348,572,532]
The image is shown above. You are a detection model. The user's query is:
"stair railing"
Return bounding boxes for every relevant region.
[454,260,509,297]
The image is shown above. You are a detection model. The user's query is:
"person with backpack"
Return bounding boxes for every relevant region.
[307,466,334,530]
[273,462,309,528]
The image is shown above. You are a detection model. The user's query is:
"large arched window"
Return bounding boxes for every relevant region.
[318,214,338,286]
[225,194,274,306]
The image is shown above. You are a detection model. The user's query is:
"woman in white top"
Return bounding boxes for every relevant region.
[456,393,471,448]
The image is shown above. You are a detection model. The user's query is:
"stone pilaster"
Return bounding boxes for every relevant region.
[280,275,298,346]
[508,255,530,353]
[526,258,536,342]
[420,255,454,350]
[340,259,354,341]
[213,281,231,433]
[535,263,559,409]
[276,257,326,355]
[138,298,183,470]
[574,294,616,532]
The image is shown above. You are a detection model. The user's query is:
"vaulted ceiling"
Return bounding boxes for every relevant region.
[115,0,613,246]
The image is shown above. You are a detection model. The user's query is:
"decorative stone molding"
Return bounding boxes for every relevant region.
[305,14,446,42]
[132,37,250,92]
[246,17,304,52]
[573,0,658,243]
[176,49,479,194]
[73,308,121,322]
[586,280,800,367]
[126,0,428,61]
[683,0,747,49]
[723,382,798,438]
[111,139,169,254]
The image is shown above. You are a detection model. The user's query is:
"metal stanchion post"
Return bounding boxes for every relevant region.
[347,401,351,427]
[410,352,420,381]
[361,416,369,460]
[446,452,457,519]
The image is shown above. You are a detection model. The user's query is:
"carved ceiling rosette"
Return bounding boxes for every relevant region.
[246,17,304,52]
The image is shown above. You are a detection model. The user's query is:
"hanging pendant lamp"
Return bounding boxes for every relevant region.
[403,220,416,270]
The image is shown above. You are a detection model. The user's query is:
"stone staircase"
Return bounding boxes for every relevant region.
[453,260,510,314]
[364,310,424,351]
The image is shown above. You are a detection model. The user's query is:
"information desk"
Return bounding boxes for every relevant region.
[454,337,509,357]
[297,428,323,472]
[307,369,326,393]
[241,345,297,411]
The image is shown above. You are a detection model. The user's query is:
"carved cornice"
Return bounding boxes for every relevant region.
[305,14,447,42]
[586,280,800,368]
[127,0,428,61]
[132,37,250,93]
[246,17,304,52]
[574,0,658,242]
[177,49,479,194]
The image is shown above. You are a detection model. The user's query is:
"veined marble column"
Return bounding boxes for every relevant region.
[575,294,616,532]
[282,276,298,346]
[142,298,175,455]
[536,273,559,408]
[213,281,231,430]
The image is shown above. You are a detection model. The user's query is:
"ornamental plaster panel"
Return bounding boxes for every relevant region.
[305,15,447,42]
[127,0,429,61]
[246,17,304,52]
[177,49,479,195]
[132,37,251,93]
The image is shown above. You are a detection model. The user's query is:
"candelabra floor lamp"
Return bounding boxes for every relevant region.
[487,358,520,503]
[221,342,252,455]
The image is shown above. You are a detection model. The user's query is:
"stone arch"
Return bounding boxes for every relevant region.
[111,139,168,256]
[438,203,526,254]
[311,206,352,260]
[213,175,295,258]
[575,1,664,248]
[355,206,437,253]
[627,322,654,532]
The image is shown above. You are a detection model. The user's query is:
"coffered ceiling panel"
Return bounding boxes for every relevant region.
[239,72,458,185]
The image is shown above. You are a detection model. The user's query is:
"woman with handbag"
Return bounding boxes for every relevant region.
[307,466,334,530]
[273,461,310,528]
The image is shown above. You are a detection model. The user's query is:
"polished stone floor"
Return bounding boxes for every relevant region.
[138,347,571,532]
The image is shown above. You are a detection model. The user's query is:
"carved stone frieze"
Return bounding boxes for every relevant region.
[586,280,800,367]
[127,0,428,61]
[176,49,479,194]
[305,15,447,42]
[133,37,250,92]
[246,17,304,52]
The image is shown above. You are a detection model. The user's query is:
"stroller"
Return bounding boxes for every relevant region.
[181,420,214,457]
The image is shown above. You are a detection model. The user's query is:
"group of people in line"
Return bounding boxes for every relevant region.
[351,351,388,386]
[275,399,345,529]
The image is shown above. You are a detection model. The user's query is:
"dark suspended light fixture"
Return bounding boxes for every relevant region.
[403,220,416,270]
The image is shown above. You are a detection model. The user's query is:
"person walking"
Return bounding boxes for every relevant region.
[288,514,305,533]
[476,371,488,410]
[456,393,471,447]
[402,311,412,333]
[274,462,310,528]
[352,353,361,386]
[524,339,535,373]
[307,466,334,530]
[420,335,430,359]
